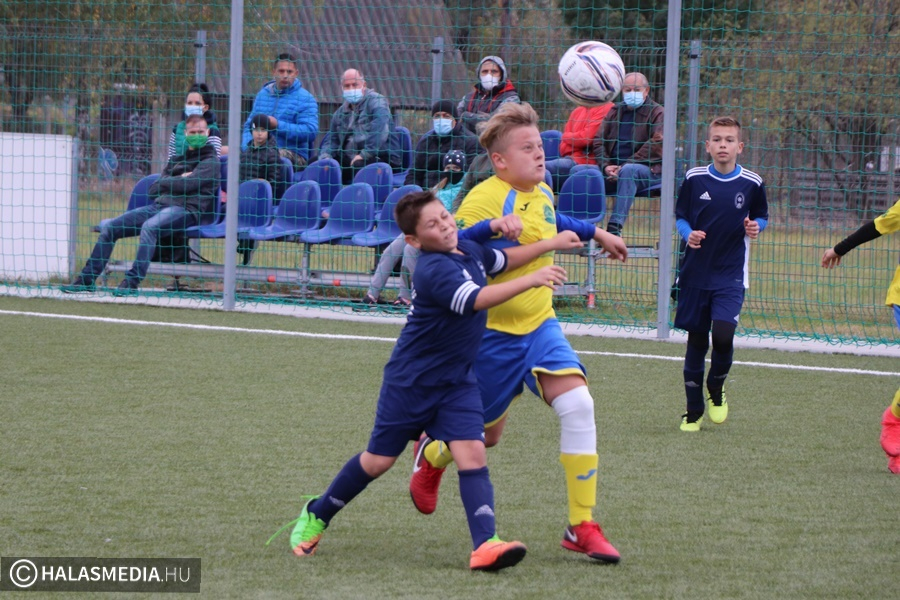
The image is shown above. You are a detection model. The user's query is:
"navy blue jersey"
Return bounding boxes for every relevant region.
[675,164,769,290]
[382,239,506,388]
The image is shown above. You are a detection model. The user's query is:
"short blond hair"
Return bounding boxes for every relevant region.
[479,102,540,154]
[708,115,742,140]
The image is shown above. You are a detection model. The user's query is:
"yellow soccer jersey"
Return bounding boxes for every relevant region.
[874,198,900,306]
[456,176,558,335]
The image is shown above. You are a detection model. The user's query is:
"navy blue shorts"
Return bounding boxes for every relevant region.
[366,381,485,457]
[674,285,745,333]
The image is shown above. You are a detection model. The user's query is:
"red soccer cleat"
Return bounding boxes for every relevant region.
[880,407,900,457]
[409,434,445,515]
[561,521,621,563]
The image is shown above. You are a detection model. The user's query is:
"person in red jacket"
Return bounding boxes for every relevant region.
[545,102,613,192]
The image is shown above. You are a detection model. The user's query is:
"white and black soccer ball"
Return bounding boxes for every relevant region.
[558,41,626,106]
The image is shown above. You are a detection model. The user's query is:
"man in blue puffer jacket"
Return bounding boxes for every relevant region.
[319,68,400,184]
[240,52,318,169]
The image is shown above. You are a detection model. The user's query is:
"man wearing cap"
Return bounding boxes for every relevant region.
[405,100,479,189]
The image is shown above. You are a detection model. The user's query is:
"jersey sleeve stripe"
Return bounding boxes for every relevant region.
[488,249,506,275]
[451,281,481,314]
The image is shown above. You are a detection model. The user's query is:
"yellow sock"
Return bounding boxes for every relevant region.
[423,439,454,469]
[891,388,900,419]
[560,453,598,526]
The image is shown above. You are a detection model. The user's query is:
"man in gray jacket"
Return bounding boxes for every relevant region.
[319,68,399,184]
[61,115,220,296]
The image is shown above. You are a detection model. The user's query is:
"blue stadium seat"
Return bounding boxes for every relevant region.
[392,126,413,187]
[298,158,341,215]
[541,129,562,163]
[557,167,606,224]
[353,162,393,211]
[242,181,321,242]
[300,183,375,244]
[185,180,273,239]
[543,168,553,190]
[351,184,421,247]
[94,173,160,232]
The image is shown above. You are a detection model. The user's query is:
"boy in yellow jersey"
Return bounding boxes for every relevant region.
[409,102,628,562]
[822,198,900,474]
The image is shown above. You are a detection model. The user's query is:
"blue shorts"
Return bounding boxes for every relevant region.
[674,285,745,333]
[894,304,900,331]
[366,381,485,457]
[475,319,586,425]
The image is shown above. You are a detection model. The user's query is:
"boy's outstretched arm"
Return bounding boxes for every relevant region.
[502,230,584,271]
[473,265,568,311]
[822,220,881,268]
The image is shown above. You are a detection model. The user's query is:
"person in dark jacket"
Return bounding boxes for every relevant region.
[593,72,664,236]
[168,82,222,159]
[319,68,399,185]
[405,100,479,189]
[61,115,220,296]
[456,56,521,134]
[239,114,282,190]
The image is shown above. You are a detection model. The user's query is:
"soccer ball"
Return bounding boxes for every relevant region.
[558,41,626,106]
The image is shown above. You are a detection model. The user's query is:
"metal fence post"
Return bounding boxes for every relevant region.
[431,37,444,107]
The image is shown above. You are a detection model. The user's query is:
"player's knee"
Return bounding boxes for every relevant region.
[552,386,597,455]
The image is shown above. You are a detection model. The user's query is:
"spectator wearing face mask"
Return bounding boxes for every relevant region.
[457,56,521,135]
[168,83,222,160]
[433,150,468,211]
[405,100,479,189]
[593,71,664,237]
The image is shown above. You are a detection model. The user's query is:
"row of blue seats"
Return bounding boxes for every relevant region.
[108,166,611,248]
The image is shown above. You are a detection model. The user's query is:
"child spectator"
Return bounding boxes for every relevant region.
[239,114,282,191]
[364,150,470,307]
[673,116,769,432]
[822,199,900,473]
[280,189,582,570]
[168,83,222,160]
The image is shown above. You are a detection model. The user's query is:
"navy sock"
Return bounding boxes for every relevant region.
[707,348,732,398]
[308,453,375,525]
[683,336,708,415]
[458,466,495,549]
[707,320,735,398]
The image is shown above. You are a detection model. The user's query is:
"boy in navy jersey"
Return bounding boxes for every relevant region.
[674,116,769,432]
[283,190,583,570]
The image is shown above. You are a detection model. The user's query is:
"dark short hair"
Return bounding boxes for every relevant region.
[394,190,440,235]
[274,52,298,69]
[187,82,213,107]
[184,114,208,128]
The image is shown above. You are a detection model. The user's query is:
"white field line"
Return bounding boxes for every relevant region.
[3,309,898,378]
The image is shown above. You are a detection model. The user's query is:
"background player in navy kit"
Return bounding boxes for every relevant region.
[284,190,584,571]
[674,116,769,432]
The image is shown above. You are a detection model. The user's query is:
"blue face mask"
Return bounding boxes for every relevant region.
[433,118,454,136]
[343,89,364,105]
[623,91,645,109]
[184,105,204,117]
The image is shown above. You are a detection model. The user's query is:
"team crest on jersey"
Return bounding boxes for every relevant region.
[461,268,472,281]
[456,217,465,229]
[734,192,745,209]
[544,204,555,224]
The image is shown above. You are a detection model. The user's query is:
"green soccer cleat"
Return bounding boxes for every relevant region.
[680,412,703,432]
[290,497,327,557]
[707,389,728,424]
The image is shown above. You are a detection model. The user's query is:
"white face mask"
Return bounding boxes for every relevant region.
[343,89,364,105]
[184,105,204,117]
[480,74,500,91]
